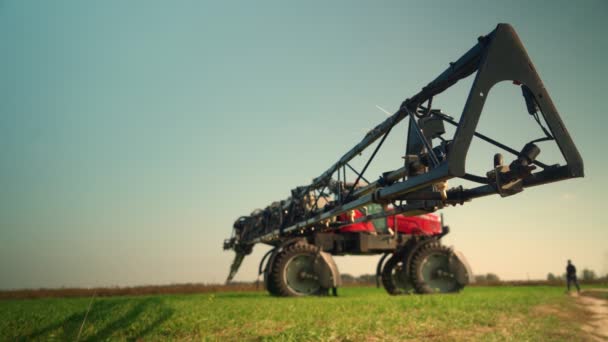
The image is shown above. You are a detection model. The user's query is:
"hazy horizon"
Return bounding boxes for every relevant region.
[1,1,607,290]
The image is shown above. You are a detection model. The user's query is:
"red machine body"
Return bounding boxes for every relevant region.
[338,210,442,235]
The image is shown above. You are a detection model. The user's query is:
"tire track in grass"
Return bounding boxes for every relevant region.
[577,290,608,341]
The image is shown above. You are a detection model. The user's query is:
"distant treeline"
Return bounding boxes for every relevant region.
[546,268,605,282]
[2,270,607,300]
[340,269,608,286]
[0,282,261,300]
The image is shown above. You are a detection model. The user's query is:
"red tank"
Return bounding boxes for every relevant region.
[338,209,442,236]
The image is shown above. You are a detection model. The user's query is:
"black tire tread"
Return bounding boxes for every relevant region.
[264,261,281,296]
[381,253,408,295]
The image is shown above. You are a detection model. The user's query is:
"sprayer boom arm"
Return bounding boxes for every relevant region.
[223,24,583,280]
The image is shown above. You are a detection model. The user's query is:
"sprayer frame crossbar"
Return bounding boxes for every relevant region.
[242,23,583,246]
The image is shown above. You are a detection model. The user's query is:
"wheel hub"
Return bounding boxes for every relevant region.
[284,254,321,295]
[420,252,460,293]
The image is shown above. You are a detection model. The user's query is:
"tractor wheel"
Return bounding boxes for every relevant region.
[270,243,329,297]
[410,242,464,294]
[264,260,281,296]
[261,248,281,296]
[381,253,415,295]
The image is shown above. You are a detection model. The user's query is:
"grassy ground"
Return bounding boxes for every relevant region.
[0,286,595,341]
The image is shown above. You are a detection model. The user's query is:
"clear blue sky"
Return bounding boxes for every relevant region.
[1,1,607,289]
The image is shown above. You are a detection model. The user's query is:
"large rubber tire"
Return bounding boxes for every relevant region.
[410,242,464,294]
[381,253,415,295]
[270,243,329,297]
[264,259,281,296]
[259,248,280,296]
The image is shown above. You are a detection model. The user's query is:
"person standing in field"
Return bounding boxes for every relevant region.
[566,260,580,293]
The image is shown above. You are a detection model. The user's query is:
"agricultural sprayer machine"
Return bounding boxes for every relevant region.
[223,24,583,297]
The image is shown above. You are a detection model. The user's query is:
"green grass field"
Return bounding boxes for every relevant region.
[0,286,594,341]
